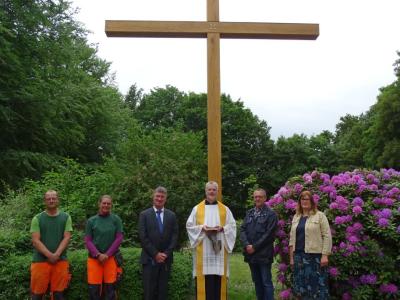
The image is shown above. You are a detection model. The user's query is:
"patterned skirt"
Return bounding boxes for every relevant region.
[292,251,329,300]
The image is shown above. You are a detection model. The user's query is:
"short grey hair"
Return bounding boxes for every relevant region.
[205,181,218,191]
[253,188,267,197]
[154,186,167,195]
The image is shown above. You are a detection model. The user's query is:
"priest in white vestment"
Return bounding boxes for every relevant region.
[186,181,236,300]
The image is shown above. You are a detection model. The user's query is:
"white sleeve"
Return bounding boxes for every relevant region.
[223,207,237,253]
[186,206,205,248]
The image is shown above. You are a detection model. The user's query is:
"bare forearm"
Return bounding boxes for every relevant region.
[32,239,53,258]
[55,235,71,257]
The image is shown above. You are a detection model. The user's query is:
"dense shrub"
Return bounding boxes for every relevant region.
[0,160,118,257]
[108,126,206,246]
[233,219,244,253]
[0,145,206,258]
[268,169,400,299]
[0,191,34,258]
[0,248,192,299]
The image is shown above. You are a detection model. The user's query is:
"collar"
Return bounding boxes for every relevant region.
[45,209,60,217]
[153,206,164,212]
[205,200,218,205]
[98,212,111,217]
[254,205,265,211]
[251,205,267,215]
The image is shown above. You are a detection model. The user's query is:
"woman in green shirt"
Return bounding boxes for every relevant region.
[85,195,124,300]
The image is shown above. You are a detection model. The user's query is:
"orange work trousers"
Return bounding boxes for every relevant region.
[87,256,122,284]
[30,260,71,294]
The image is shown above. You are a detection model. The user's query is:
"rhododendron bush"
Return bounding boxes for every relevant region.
[268,169,400,299]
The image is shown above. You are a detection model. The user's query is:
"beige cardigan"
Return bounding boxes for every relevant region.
[289,210,332,255]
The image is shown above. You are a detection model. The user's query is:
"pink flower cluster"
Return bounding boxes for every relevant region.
[328,267,340,277]
[379,283,398,294]
[359,274,377,285]
[279,288,292,299]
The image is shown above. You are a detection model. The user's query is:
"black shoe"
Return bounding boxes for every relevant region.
[103,283,116,300]
[31,294,44,300]
[53,291,64,300]
[88,284,102,300]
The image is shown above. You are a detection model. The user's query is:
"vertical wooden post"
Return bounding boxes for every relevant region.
[207,0,219,21]
[207,0,222,200]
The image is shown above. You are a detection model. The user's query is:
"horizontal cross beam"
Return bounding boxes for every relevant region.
[105,20,319,40]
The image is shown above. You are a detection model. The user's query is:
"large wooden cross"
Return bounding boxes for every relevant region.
[105,0,318,199]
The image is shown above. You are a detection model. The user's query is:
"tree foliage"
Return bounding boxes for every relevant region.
[333,51,400,170]
[132,86,274,215]
[106,124,207,245]
[0,124,207,253]
[124,83,143,112]
[269,131,339,191]
[0,0,129,190]
[334,114,367,169]
[365,82,400,168]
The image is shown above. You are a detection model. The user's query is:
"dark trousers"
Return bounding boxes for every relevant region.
[249,263,274,300]
[31,292,64,300]
[195,275,222,300]
[205,275,221,300]
[143,262,171,300]
[88,284,116,300]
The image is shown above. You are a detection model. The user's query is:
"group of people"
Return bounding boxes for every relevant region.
[240,189,332,300]
[30,182,332,300]
[30,191,124,300]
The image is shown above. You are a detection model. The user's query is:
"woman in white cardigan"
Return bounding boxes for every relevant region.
[289,190,332,300]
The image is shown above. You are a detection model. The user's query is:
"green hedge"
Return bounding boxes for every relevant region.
[0,248,193,299]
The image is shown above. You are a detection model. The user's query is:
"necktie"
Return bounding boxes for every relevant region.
[156,209,163,233]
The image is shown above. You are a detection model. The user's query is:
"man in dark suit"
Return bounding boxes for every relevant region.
[138,186,178,300]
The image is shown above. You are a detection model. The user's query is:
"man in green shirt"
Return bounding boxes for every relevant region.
[30,190,72,300]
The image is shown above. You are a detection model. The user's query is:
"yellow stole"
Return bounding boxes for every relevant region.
[195,200,228,300]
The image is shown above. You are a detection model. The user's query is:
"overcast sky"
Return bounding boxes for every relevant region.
[71,0,400,139]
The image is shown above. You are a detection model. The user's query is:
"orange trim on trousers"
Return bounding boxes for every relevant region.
[30,260,71,294]
[87,256,122,284]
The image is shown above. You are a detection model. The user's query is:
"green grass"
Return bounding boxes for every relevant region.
[229,253,283,300]
[187,253,282,300]
[228,253,257,300]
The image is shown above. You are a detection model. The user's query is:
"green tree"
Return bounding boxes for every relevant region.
[0,0,130,190]
[104,123,207,245]
[365,80,400,168]
[334,51,400,170]
[131,86,275,216]
[125,83,143,112]
[334,114,367,170]
[309,130,339,173]
[220,94,274,215]
[134,85,185,129]
[270,134,316,188]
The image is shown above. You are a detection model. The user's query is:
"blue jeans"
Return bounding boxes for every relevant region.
[249,263,274,300]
